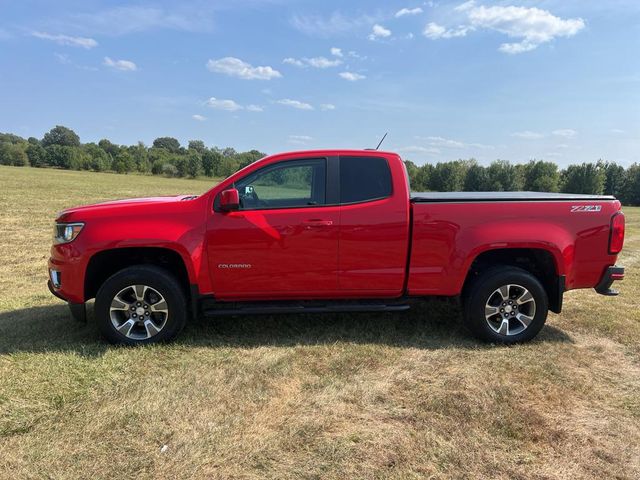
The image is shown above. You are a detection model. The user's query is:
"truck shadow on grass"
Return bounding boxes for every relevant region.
[0,299,573,356]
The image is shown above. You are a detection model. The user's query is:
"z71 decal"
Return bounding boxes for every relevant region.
[571,205,602,212]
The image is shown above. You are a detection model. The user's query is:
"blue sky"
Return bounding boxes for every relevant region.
[0,0,638,166]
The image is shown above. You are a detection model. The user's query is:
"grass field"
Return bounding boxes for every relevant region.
[1,165,639,479]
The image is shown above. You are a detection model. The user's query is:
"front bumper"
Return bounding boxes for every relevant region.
[595,265,625,296]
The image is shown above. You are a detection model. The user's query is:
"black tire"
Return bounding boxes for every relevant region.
[94,265,187,345]
[463,266,548,344]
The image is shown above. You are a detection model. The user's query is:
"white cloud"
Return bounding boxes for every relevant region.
[32,31,97,49]
[68,5,215,36]
[204,98,263,112]
[320,103,336,111]
[306,56,342,68]
[467,4,585,54]
[454,1,476,12]
[610,129,625,134]
[368,24,391,40]
[192,114,207,121]
[290,12,379,38]
[206,57,281,80]
[206,97,243,111]
[285,56,342,68]
[511,130,544,139]
[276,99,314,110]
[425,136,465,148]
[330,47,343,57]
[283,57,305,67]
[54,53,71,64]
[422,3,584,54]
[423,23,471,39]
[395,7,423,18]
[399,146,441,155]
[288,135,313,145]
[417,136,494,149]
[552,128,577,138]
[339,72,366,81]
[103,57,137,71]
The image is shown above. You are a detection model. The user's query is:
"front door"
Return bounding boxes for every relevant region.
[206,158,339,299]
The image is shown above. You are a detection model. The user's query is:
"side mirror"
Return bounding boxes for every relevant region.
[220,188,240,212]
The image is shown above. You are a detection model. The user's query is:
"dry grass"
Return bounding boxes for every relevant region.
[0,165,638,479]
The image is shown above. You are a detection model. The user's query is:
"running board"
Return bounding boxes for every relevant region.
[202,300,410,316]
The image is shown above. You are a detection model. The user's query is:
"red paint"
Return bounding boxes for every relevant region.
[49,150,625,306]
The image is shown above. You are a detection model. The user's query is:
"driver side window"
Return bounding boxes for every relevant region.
[236,158,326,210]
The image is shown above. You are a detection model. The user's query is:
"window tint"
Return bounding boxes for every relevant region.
[340,156,392,204]
[235,159,326,210]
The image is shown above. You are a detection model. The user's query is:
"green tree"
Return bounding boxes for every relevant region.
[602,162,626,197]
[561,163,605,194]
[45,145,80,169]
[186,151,202,178]
[202,149,222,177]
[523,160,560,192]
[42,125,80,148]
[188,140,206,154]
[130,142,151,173]
[218,156,241,178]
[98,138,120,159]
[621,164,640,206]
[113,151,135,173]
[486,160,523,191]
[464,162,489,191]
[0,142,29,166]
[26,143,47,167]
[174,156,188,177]
[83,143,111,171]
[429,161,468,191]
[153,137,181,153]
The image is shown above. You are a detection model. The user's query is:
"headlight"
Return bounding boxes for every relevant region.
[53,222,84,244]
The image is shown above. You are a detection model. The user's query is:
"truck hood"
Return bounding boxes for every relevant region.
[56,195,198,221]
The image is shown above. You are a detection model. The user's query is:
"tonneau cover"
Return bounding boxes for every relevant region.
[410,191,616,203]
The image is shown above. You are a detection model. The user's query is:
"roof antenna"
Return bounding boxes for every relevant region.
[375,132,388,150]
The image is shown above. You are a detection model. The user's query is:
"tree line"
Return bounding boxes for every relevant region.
[0,125,265,180]
[1,125,639,205]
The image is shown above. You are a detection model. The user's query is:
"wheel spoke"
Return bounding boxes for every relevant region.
[110,297,129,311]
[497,318,509,335]
[498,285,510,301]
[516,290,534,305]
[516,313,534,328]
[144,319,161,338]
[134,285,148,302]
[116,319,135,336]
[485,305,500,317]
[150,300,168,314]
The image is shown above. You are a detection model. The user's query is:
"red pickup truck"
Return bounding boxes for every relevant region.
[48,150,625,345]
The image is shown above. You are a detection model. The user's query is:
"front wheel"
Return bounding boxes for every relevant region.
[94,266,187,345]
[463,266,548,344]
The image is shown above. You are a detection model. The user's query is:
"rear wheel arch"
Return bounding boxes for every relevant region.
[461,247,564,313]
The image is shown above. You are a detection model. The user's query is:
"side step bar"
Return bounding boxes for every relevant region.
[202,301,410,316]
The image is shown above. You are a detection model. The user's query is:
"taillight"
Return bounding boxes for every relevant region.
[609,212,625,254]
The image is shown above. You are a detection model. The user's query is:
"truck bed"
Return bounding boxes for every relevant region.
[410,191,615,203]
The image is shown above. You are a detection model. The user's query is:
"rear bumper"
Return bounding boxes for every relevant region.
[595,265,624,296]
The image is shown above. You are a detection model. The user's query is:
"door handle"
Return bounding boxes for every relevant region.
[302,219,333,228]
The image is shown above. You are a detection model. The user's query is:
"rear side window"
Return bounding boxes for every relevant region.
[340,156,392,204]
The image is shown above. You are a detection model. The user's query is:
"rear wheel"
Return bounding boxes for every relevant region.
[464,266,548,344]
[94,265,187,345]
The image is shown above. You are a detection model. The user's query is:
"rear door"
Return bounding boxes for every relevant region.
[338,155,410,295]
